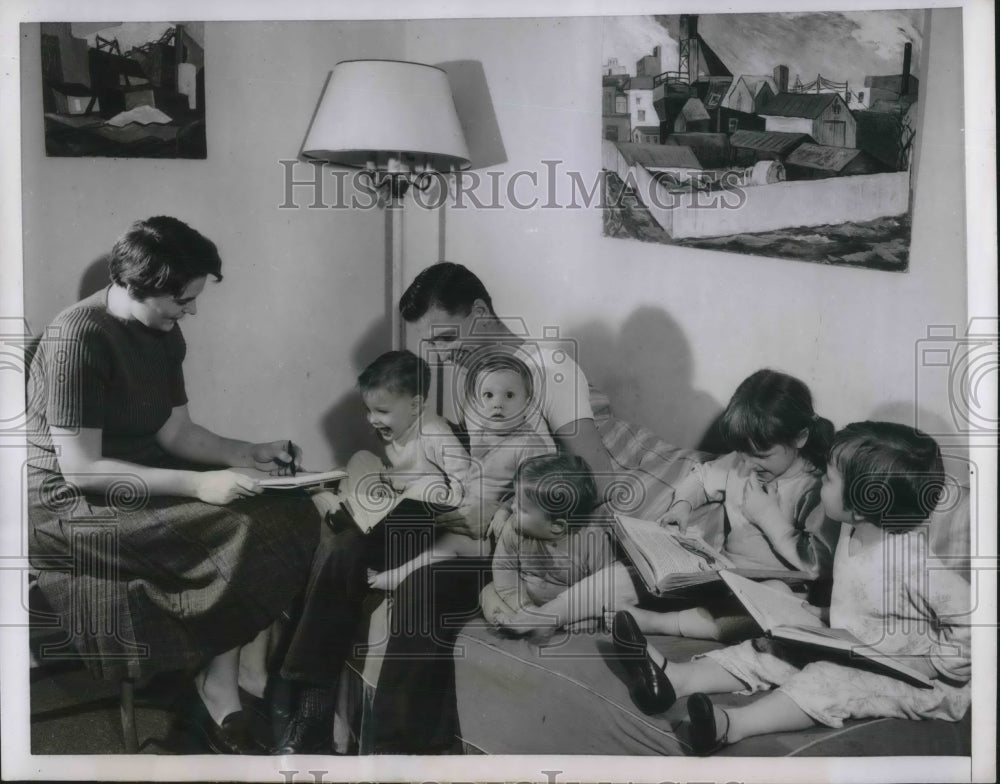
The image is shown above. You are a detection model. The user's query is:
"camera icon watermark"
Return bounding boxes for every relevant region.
[418,318,587,438]
[914,318,998,440]
[23,516,150,665]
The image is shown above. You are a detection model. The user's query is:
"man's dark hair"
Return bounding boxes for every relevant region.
[109,216,223,300]
[399,262,495,322]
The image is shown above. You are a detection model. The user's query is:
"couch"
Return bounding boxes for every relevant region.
[331,390,973,756]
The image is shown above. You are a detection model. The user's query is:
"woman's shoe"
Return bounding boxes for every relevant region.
[611,611,676,715]
[686,693,730,756]
[180,684,266,754]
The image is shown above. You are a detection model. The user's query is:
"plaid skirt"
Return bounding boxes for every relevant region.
[28,469,320,681]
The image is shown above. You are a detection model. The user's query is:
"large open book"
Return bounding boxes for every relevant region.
[720,570,933,688]
[338,451,457,534]
[613,514,810,595]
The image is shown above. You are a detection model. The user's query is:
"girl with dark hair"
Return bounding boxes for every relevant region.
[27,217,319,754]
[615,369,840,642]
[612,423,969,753]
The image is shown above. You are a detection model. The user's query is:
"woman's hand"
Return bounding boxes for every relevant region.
[195,470,261,505]
[250,440,301,475]
[658,500,693,533]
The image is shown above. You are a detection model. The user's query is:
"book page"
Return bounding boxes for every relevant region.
[615,515,731,585]
[258,468,348,489]
[721,570,825,630]
[341,451,456,533]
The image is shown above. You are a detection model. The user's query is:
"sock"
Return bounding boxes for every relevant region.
[676,607,721,640]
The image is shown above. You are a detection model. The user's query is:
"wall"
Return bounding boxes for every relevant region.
[21,21,405,467]
[17,11,971,467]
[402,11,968,463]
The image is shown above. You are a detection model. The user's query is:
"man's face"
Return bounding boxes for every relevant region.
[411,303,485,364]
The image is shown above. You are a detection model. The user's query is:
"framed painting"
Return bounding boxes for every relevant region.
[602,11,927,271]
[40,22,206,158]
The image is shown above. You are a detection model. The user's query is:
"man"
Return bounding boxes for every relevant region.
[399,261,613,497]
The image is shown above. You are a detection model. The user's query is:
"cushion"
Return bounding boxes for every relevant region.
[452,622,972,756]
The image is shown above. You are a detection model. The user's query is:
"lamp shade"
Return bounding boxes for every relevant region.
[302,59,470,172]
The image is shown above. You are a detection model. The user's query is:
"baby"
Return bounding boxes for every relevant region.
[481,453,615,639]
[368,348,554,590]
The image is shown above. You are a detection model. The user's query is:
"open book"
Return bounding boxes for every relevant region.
[258,468,347,490]
[613,514,810,595]
[338,451,457,534]
[720,570,933,688]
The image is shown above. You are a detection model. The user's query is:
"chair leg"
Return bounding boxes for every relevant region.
[120,678,139,753]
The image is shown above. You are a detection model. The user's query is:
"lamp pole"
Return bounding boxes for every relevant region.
[388,190,405,351]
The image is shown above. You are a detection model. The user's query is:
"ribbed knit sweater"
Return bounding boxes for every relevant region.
[27,288,188,480]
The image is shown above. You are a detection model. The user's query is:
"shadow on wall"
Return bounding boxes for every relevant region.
[320,316,391,466]
[868,401,970,480]
[78,253,111,300]
[22,253,113,370]
[571,306,722,451]
[436,60,507,170]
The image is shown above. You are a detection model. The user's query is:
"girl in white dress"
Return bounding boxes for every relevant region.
[612,421,970,754]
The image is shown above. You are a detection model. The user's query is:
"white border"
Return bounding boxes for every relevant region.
[1,1,995,782]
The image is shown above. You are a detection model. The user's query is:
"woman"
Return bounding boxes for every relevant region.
[26,216,319,754]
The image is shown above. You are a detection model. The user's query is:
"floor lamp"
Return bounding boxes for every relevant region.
[301,59,471,350]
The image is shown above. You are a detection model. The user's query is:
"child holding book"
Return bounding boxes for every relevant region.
[480,453,616,638]
[612,422,970,753]
[624,369,841,640]
[367,349,554,590]
[274,350,468,752]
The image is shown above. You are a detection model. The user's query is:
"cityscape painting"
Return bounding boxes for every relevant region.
[601,11,928,271]
[40,22,206,158]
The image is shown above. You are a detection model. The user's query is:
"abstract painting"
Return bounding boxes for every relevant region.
[40,22,206,158]
[601,11,928,271]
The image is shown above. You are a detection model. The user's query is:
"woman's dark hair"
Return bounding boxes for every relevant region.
[516,453,597,522]
[831,421,945,530]
[109,216,223,300]
[358,350,430,399]
[399,262,494,321]
[720,368,834,470]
